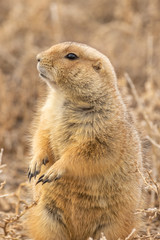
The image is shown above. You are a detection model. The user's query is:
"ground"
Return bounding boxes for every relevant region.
[0,0,160,239]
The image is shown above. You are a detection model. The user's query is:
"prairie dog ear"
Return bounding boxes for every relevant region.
[92,60,102,71]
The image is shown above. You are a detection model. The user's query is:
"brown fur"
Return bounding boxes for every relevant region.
[27,42,143,240]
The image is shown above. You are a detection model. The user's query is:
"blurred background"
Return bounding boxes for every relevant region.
[0,0,160,239]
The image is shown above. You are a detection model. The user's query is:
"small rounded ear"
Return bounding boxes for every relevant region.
[92,60,102,71]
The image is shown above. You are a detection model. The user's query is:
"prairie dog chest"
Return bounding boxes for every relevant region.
[42,90,72,157]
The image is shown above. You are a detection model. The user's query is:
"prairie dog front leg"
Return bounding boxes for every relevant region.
[28,123,53,181]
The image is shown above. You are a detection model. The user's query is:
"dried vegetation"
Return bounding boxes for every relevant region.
[0,0,160,239]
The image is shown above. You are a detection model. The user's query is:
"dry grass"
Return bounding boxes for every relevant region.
[0,0,160,239]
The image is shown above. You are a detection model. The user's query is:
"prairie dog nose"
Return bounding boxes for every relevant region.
[36,54,41,62]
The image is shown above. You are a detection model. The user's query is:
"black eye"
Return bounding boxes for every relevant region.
[65,53,78,60]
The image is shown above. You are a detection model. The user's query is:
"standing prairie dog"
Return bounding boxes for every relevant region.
[28,42,143,240]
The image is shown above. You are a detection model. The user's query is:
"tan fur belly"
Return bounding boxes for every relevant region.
[37,175,140,240]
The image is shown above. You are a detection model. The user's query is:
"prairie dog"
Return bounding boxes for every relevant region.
[27,42,143,240]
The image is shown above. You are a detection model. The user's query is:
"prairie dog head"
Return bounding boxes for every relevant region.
[37,42,117,102]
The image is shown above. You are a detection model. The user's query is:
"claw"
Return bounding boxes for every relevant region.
[36,178,43,185]
[42,179,50,185]
[28,170,31,179]
[43,157,49,165]
[55,175,61,181]
[36,174,45,185]
[28,170,33,182]
[34,170,40,178]
[29,173,34,182]
[39,174,45,180]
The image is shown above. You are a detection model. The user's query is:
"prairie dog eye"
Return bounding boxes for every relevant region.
[65,53,79,60]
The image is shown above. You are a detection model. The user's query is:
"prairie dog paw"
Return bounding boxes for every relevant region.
[28,156,49,181]
[36,165,64,185]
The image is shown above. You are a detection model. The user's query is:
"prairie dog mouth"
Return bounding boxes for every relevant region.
[39,72,49,80]
[37,63,52,81]
[37,64,57,89]
[39,72,56,86]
